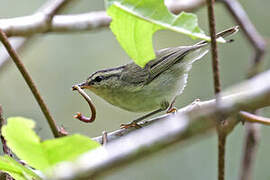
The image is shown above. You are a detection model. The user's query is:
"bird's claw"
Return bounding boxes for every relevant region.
[120,122,142,129]
[166,107,177,113]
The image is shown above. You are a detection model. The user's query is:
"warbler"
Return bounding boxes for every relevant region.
[73,26,238,126]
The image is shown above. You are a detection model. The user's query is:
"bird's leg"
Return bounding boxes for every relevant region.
[121,101,170,129]
[166,97,177,113]
[120,108,163,129]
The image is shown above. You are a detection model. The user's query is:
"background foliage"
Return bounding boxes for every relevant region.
[0,0,270,179]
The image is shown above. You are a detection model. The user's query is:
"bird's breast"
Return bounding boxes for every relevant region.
[91,65,190,112]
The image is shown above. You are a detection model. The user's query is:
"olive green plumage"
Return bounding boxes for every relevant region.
[75,27,238,113]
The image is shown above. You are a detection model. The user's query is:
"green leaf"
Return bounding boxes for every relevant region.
[106,0,222,67]
[0,156,41,180]
[42,134,100,167]
[2,117,101,172]
[2,117,49,170]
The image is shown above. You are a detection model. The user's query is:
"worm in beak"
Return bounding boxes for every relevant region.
[72,85,96,123]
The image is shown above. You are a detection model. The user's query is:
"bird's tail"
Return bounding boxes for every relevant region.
[196,26,239,45]
[180,26,239,65]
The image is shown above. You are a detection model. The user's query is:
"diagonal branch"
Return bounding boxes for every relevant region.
[218,0,266,76]
[47,69,270,180]
[0,29,61,138]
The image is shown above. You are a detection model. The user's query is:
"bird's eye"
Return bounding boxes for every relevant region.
[94,76,103,82]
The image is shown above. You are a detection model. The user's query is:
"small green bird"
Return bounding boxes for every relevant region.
[73,26,238,127]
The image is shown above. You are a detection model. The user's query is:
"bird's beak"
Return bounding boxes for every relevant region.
[72,82,88,91]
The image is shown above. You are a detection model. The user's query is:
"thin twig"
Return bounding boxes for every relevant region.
[0,29,60,138]
[218,0,266,77]
[206,0,221,95]
[239,122,260,180]
[205,0,221,106]
[239,111,270,125]
[206,0,226,179]
[217,0,266,178]
[0,37,29,68]
[101,131,108,146]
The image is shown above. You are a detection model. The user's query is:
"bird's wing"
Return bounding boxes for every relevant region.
[120,26,238,87]
[147,26,239,81]
[120,62,150,86]
[146,44,207,84]
[120,44,207,87]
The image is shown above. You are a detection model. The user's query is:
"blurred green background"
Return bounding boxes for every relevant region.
[0,0,270,179]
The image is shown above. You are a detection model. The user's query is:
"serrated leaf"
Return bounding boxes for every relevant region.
[106,0,224,67]
[2,117,101,172]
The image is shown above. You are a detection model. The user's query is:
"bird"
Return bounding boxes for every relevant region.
[73,26,238,127]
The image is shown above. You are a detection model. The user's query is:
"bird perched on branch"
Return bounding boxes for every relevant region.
[73,26,239,127]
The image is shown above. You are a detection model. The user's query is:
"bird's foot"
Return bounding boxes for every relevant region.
[166,107,177,114]
[120,121,142,129]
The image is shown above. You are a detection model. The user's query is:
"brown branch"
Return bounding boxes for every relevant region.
[216,0,267,179]
[239,122,260,180]
[206,0,226,180]
[218,0,266,77]
[48,69,270,180]
[0,29,60,138]
[206,0,221,94]
[0,37,30,68]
